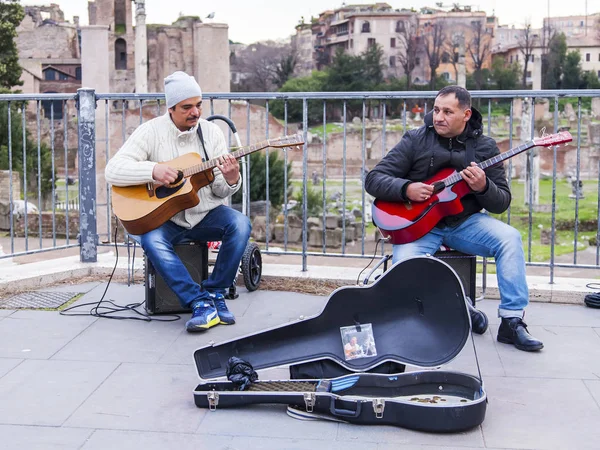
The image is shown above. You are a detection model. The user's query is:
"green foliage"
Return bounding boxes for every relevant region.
[293,185,323,217]
[490,56,520,90]
[0,0,24,89]
[269,70,327,124]
[562,51,583,89]
[231,150,292,209]
[543,33,567,89]
[582,70,600,89]
[0,96,55,197]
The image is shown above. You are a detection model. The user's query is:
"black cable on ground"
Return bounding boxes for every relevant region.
[584,283,600,309]
[356,237,386,286]
[59,224,181,322]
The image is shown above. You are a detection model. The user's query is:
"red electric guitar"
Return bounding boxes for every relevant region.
[372,131,573,245]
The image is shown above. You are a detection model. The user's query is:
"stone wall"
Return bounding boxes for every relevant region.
[0,172,21,202]
[16,15,79,60]
[12,212,79,239]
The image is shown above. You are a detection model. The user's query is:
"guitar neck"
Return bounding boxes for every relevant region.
[443,140,536,187]
[181,140,271,177]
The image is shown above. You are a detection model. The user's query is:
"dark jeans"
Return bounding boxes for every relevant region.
[132,205,252,308]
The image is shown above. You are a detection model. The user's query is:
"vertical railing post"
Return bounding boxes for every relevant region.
[77,88,98,262]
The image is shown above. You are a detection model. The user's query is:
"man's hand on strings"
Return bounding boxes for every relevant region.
[406,182,434,202]
[461,162,486,192]
[216,153,240,185]
[152,164,179,185]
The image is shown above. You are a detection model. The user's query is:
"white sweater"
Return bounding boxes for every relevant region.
[105,113,241,229]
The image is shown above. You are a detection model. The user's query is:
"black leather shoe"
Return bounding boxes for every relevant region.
[497,317,544,351]
[469,307,489,335]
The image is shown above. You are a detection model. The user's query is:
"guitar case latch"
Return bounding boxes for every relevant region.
[207,391,219,411]
[303,392,316,412]
[372,398,385,419]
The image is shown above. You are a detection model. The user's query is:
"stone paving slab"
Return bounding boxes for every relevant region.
[64,363,203,433]
[1,283,600,448]
[0,310,97,360]
[0,358,21,378]
[0,424,93,450]
[0,309,14,317]
[0,359,119,426]
[482,376,600,450]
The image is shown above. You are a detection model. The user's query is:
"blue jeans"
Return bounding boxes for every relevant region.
[132,205,252,308]
[392,213,527,319]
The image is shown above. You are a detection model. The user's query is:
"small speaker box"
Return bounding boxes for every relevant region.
[145,242,208,314]
[434,250,477,305]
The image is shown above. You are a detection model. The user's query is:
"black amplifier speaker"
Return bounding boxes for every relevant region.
[434,250,477,305]
[145,242,208,315]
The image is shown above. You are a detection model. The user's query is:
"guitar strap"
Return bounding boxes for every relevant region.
[196,124,211,162]
[464,137,476,168]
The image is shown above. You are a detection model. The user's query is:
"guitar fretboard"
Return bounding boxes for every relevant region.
[441,140,535,187]
[180,138,285,177]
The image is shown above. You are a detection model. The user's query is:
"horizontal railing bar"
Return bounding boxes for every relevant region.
[0,93,76,101]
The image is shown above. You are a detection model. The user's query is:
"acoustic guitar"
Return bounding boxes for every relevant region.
[372,131,573,245]
[111,134,304,235]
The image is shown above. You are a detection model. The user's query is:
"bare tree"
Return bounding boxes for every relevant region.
[396,16,419,90]
[231,41,295,92]
[517,22,535,89]
[467,19,492,90]
[423,20,446,89]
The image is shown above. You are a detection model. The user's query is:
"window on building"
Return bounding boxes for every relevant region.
[42,92,63,120]
[526,71,532,78]
[58,72,69,81]
[75,67,82,80]
[389,56,396,67]
[441,72,450,81]
[598,70,600,78]
[115,38,127,70]
[586,53,591,62]
[395,20,405,33]
[367,38,376,48]
[390,37,395,48]
[441,52,450,63]
[516,54,518,61]
[510,55,513,63]
[350,39,353,49]
[530,54,535,62]
[362,21,370,33]
[44,69,56,81]
[337,23,348,35]
[415,57,420,66]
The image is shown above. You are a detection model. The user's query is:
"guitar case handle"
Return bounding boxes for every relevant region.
[329,398,362,418]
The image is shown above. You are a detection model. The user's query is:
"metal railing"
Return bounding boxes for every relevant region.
[1,89,599,284]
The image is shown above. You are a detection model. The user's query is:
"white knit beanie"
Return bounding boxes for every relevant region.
[164,71,202,109]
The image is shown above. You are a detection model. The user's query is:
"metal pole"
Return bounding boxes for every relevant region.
[77,88,98,262]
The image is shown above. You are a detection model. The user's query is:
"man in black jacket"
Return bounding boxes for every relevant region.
[365,86,543,352]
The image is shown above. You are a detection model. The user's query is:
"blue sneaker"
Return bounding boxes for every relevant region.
[185,301,219,332]
[210,292,236,325]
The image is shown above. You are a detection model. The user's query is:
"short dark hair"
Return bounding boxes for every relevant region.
[436,85,471,109]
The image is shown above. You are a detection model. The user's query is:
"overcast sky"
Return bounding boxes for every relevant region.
[21,0,599,44]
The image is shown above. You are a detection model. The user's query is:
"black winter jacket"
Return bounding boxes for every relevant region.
[364,107,511,228]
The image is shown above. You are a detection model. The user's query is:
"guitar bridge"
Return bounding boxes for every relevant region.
[146,182,155,198]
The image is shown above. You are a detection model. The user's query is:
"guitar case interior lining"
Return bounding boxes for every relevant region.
[193,255,487,432]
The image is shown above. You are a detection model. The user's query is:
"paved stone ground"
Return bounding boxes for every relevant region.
[1,280,600,449]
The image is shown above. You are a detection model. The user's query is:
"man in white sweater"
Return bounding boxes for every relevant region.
[105,71,252,332]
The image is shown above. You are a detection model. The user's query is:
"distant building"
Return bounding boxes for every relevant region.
[492,12,600,90]
[294,3,495,84]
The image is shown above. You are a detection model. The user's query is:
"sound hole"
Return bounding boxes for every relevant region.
[155,179,187,199]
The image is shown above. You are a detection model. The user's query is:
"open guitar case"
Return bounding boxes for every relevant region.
[192,255,487,432]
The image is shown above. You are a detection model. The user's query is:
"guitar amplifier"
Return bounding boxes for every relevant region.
[145,242,209,314]
[434,250,477,305]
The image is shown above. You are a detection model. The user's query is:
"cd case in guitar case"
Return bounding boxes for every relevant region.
[192,255,487,432]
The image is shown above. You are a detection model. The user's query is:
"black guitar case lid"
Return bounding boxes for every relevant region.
[193,255,471,379]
